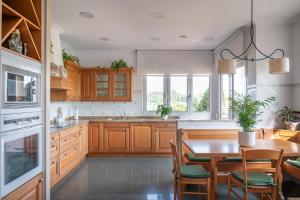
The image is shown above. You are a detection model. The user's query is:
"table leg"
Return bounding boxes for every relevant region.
[210,157,218,200]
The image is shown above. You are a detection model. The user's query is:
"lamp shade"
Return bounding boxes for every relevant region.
[218,59,237,74]
[269,57,289,74]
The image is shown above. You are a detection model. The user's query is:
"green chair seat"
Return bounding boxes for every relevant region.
[180,165,209,179]
[231,171,274,186]
[286,157,300,169]
[186,152,210,162]
[224,157,271,163]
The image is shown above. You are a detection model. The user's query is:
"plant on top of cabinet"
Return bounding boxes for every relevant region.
[62,49,80,64]
[277,106,300,131]
[156,104,172,120]
[111,59,128,71]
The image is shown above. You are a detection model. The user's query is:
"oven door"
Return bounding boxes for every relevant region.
[0,125,42,197]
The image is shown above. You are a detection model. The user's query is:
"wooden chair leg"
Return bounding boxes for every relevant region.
[173,178,177,200]
[178,182,182,200]
[207,178,211,200]
[227,175,231,200]
[272,187,276,200]
[243,191,248,200]
[260,193,264,200]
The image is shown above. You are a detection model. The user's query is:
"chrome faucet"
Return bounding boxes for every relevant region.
[118,106,127,119]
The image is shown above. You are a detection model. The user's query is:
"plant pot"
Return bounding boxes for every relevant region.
[285,121,300,131]
[238,131,256,147]
[162,115,169,120]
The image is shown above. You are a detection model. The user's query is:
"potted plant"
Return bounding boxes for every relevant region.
[277,106,300,130]
[229,93,275,147]
[111,59,128,71]
[156,104,172,120]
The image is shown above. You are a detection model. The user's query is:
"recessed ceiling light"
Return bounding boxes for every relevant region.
[179,35,188,39]
[149,37,159,41]
[203,37,214,42]
[149,11,163,19]
[98,37,109,42]
[79,11,95,19]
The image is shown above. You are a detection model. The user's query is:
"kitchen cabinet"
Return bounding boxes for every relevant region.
[88,123,104,153]
[79,124,88,159]
[50,157,59,188]
[155,125,177,153]
[95,71,112,101]
[50,123,88,188]
[130,123,155,153]
[51,61,81,101]
[104,125,129,153]
[2,173,43,200]
[81,70,94,101]
[112,71,132,101]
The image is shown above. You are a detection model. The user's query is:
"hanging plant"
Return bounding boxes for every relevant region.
[111,59,128,71]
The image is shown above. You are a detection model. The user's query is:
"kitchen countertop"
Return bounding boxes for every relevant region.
[50,116,178,134]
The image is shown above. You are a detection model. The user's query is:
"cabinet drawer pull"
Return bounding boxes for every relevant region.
[64,139,67,142]
[51,161,55,165]
[64,153,68,156]
[51,144,55,148]
[51,137,55,140]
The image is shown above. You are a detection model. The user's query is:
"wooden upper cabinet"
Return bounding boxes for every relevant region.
[81,70,94,101]
[94,71,111,101]
[88,123,104,153]
[112,71,132,101]
[130,123,155,153]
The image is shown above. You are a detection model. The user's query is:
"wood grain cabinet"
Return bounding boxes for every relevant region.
[81,70,94,101]
[104,124,129,153]
[88,123,104,153]
[79,124,88,159]
[130,123,155,153]
[2,173,43,200]
[155,125,177,153]
[50,157,59,188]
[60,145,79,177]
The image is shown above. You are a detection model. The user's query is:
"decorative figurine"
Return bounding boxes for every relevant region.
[8,29,23,54]
[23,43,28,55]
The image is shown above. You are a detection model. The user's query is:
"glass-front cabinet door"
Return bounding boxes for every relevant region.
[113,71,131,101]
[95,72,111,100]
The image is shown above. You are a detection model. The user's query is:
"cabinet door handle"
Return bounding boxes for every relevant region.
[51,161,55,165]
[51,144,55,148]
[64,139,67,142]
[64,153,68,156]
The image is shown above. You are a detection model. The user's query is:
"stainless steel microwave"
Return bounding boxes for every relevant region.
[2,64,40,109]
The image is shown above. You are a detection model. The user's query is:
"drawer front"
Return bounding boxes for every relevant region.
[60,125,82,138]
[50,156,59,188]
[155,122,177,128]
[50,140,60,158]
[104,122,130,128]
[51,132,60,142]
[60,145,79,177]
[60,132,79,153]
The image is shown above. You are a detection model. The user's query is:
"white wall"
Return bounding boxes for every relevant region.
[292,15,300,110]
[255,22,294,128]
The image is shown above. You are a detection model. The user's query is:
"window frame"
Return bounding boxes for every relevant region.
[143,74,211,117]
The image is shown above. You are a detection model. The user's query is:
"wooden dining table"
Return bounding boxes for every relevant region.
[183,139,300,200]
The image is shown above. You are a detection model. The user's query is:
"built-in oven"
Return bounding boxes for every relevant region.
[0,49,41,112]
[0,112,42,197]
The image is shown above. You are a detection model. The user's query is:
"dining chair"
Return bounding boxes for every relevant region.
[169,139,211,200]
[283,157,300,180]
[227,149,284,200]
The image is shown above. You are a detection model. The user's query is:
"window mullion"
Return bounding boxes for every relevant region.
[187,75,192,115]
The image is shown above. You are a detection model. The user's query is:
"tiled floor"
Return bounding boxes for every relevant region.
[51,157,265,200]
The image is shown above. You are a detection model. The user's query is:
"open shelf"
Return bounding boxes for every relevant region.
[1,0,41,62]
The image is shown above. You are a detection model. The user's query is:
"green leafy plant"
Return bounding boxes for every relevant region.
[111,59,128,71]
[62,49,80,64]
[229,93,275,132]
[156,104,172,118]
[277,106,296,122]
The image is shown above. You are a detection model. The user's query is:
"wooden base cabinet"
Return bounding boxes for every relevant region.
[155,127,177,153]
[104,126,129,152]
[50,123,88,188]
[130,123,155,153]
[2,173,43,200]
[88,123,104,153]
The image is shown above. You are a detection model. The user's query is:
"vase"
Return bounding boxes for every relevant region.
[285,121,300,131]
[162,115,169,120]
[238,131,256,147]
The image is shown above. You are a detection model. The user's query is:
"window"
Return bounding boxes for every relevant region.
[145,74,210,115]
[170,75,187,112]
[192,75,210,112]
[146,75,164,111]
[220,64,246,119]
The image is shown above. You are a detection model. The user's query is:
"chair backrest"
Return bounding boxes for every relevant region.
[241,149,284,186]
[169,139,180,178]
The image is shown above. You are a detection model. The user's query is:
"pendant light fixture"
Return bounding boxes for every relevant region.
[218,0,289,74]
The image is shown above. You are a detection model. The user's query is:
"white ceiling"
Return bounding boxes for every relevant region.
[52,0,300,50]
